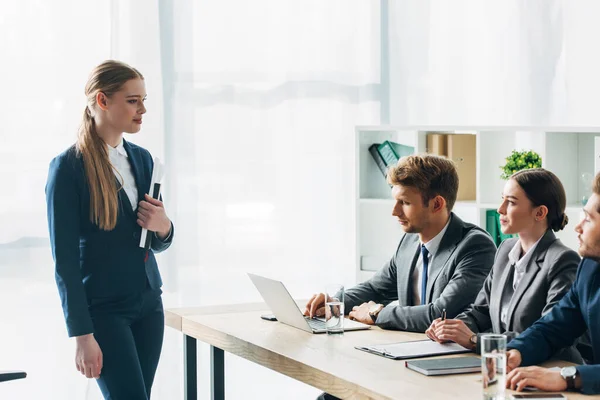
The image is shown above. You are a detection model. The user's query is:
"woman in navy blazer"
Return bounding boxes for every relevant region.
[45,60,174,400]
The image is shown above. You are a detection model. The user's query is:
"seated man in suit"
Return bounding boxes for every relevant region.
[304,154,497,332]
[505,172,600,395]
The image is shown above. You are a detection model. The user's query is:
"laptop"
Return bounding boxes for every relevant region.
[248,273,371,334]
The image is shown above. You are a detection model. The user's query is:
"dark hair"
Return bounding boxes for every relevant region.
[511,168,568,231]
[387,154,459,211]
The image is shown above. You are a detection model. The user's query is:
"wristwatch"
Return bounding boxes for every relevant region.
[560,366,578,390]
[469,333,478,349]
[369,303,384,322]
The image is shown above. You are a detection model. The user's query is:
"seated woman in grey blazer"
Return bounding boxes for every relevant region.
[425,168,581,359]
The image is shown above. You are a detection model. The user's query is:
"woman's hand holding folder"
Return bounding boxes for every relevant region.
[137,194,171,239]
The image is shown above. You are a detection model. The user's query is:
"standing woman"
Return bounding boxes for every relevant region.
[45,60,174,399]
[426,168,581,361]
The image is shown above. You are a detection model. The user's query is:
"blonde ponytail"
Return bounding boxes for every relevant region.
[76,107,120,230]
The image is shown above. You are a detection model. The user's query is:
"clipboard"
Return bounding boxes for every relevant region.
[139,157,164,249]
[355,339,471,360]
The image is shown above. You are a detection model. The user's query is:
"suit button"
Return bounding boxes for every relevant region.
[133,232,139,240]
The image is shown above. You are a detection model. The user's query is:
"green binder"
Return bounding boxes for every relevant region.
[368,143,388,178]
[485,209,500,245]
[377,141,414,167]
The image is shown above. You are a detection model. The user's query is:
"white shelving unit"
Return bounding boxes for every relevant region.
[355,125,600,283]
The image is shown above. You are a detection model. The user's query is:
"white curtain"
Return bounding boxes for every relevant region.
[148,1,382,398]
[0,1,381,399]
[389,0,600,126]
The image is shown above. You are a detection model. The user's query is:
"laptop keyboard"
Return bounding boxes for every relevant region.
[305,317,368,331]
[306,317,327,330]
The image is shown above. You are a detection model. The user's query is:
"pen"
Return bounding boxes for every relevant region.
[442,308,446,321]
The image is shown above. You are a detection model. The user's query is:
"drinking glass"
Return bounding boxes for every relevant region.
[324,284,344,335]
[481,334,507,400]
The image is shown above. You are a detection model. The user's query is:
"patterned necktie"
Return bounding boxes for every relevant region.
[421,245,430,305]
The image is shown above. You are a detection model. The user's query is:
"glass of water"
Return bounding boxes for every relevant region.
[481,334,507,400]
[324,284,344,335]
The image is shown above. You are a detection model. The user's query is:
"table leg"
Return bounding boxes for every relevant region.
[184,334,197,400]
[211,346,225,400]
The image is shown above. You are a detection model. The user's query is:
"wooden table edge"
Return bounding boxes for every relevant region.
[181,314,389,400]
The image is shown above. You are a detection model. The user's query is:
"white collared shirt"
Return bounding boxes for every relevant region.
[500,236,543,327]
[107,139,138,210]
[509,236,542,291]
[412,218,452,305]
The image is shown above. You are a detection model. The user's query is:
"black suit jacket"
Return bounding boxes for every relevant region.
[45,140,173,337]
[508,259,600,394]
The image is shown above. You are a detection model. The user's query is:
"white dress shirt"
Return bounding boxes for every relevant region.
[500,236,542,327]
[412,218,451,305]
[107,140,138,210]
[106,139,173,241]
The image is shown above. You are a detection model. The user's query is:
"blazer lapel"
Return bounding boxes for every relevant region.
[425,213,461,303]
[122,139,148,210]
[505,230,556,329]
[398,234,420,306]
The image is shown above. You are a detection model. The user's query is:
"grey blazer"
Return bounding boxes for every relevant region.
[344,213,497,332]
[457,230,581,359]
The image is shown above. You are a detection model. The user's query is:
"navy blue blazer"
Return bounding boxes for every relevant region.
[507,258,600,394]
[45,139,173,337]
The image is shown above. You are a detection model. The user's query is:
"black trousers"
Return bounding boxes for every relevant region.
[89,287,164,400]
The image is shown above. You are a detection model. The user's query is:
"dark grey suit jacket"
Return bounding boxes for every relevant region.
[344,213,497,332]
[457,230,581,360]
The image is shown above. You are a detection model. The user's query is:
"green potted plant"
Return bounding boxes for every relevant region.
[500,150,542,180]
